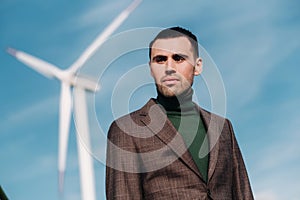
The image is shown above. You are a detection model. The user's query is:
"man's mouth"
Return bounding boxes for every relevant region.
[162,77,180,86]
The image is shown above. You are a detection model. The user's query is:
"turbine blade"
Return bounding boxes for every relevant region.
[58,82,72,193]
[6,47,62,78]
[73,87,96,200]
[68,0,142,73]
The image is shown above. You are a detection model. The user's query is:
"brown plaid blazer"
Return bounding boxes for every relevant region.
[106,99,254,200]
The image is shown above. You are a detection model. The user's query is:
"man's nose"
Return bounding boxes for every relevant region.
[165,58,176,75]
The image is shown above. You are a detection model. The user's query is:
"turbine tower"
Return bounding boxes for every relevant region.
[7,0,142,199]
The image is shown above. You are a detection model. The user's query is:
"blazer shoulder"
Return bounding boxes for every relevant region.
[113,98,156,122]
[195,105,236,136]
[108,98,157,133]
[197,106,229,122]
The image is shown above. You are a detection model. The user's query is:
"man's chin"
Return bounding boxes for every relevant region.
[159,86,180,97]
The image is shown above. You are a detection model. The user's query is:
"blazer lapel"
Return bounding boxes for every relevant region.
[199,108,224,182]
[139,99,202,179]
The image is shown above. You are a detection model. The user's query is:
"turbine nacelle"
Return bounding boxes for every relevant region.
[58,71,100,92]
[70,75,100,92]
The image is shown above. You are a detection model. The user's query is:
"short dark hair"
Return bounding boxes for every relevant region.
[149,26,199,59]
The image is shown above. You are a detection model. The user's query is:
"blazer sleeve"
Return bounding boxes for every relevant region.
[106,121,143,200]
[228,120,254,200]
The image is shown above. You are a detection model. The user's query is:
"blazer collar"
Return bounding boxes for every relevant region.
[139,99,222,182]
[197,107,223,182]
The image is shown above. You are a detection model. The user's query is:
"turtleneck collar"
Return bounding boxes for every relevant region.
[156,87,196,112]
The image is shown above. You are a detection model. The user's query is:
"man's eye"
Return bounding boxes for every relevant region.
[172,54,185,62]
[153,56,167,63]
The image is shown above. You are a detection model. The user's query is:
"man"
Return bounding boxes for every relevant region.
[106,27,254,199]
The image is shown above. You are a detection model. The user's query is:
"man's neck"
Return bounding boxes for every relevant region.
[156,87,195,112]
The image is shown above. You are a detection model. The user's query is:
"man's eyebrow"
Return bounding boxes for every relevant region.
[173,53,189,59]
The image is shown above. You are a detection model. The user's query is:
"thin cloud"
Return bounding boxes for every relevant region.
[254,99,300,172]
[0,96,58,132]
[220,26,299,110]
[75,1,134,30]
[255,190,279,200]
[251,101,300,199]
[7,153,56,183]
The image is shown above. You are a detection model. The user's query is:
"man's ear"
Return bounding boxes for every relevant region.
[194,58,203,76]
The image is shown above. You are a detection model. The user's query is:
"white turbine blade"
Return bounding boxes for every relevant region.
[58,82,72,193]
[73,87,96,200]
[7,47,62,78]
[68,0,142,73]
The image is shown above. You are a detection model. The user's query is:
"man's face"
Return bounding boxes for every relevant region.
[149,37,202,97]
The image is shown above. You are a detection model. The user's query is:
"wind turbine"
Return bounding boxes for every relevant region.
[7,0,142,199]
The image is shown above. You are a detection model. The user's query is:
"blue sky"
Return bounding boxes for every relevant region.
[1,0,300,199]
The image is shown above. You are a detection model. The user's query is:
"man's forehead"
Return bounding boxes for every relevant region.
[151,37,193,53]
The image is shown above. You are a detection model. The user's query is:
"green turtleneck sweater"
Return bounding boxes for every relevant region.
[156,88,209,182]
